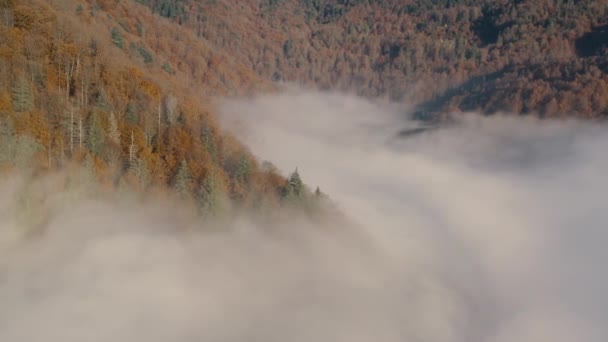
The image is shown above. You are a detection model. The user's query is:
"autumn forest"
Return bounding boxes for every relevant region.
[0,0,607,224]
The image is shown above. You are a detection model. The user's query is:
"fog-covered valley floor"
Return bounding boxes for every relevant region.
[1,91,607,342]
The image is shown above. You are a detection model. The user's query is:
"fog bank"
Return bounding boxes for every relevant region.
[1,91,607,342]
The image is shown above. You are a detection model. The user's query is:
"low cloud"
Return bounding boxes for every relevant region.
[0,90,607,342]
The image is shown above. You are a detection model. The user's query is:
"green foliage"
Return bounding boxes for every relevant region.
[283,168,305,204]
[201,126,217,161]
[260,0,285,13]
[173,159,191,198]
[162,61,175,74]
[130,157,151,189]
[137,0,186,19]
[0,119,16,164]
[86,113,105,156]
[197,169,228,215]
[137,45,154,64]
[95,88,110,111]
[235,155,250,183]
[0,119,41,169]
[126,102,138,124]
[12,78,34,112]
[111,27,124,49]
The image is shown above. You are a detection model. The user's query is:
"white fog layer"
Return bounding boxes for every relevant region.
[1,91,607,342]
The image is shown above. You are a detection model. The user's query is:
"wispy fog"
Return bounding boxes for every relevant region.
[1,91,607,342]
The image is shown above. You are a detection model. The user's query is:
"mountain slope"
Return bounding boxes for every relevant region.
[0,0,324,218]
[133,0,608,118]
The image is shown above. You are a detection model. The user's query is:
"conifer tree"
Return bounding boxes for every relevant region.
[11,77,33,112]
[95,88,110,111]
[201,126,217,161]
[86,113,105,155]
[174,159,191,198]
[284,168,305,203]
[129,157,150,190]
[197,169,224,214]
[235,155,250,183]
[0,118,16,163]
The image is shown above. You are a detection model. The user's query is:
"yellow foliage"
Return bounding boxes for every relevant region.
[28,110,50,145]
[13,5,36,30]
[0,91,13,114]
[139,79,161,100]
[126,66,144,79]
[58,42,77,59]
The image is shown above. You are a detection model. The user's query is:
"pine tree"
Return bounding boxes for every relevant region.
[197,169,224,214]
[126,102,138,124]
[86,113,105,155]
[284,168,305,203]
[235,155,250,183]
[0,118,16,163]
[288,168,303,195]
[111,28,124,49]
[11,77,33,112]
[201,126,217,161]
[174,159,191,198]
[129,157,150,190]
[95,88,110,111]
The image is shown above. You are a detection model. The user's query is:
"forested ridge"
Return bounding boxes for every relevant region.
[136,0,608,118]
[1,0,607,226]
[0,0,327,226]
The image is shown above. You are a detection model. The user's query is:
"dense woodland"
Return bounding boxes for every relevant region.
[135,0,608,118]
[0,0,327,225]
[1,0,607,225]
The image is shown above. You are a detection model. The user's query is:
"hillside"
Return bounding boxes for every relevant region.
[134,0,608,118]
[0,0,326,222]
[1,0,606,222]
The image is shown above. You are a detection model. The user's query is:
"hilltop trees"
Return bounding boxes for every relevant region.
[0,0,329,218]
[129,0,608,118]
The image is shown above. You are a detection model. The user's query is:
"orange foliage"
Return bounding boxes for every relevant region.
[0,91,12,114]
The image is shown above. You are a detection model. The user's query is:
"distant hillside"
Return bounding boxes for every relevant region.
[0,0,326,220]
[134,0,608,118]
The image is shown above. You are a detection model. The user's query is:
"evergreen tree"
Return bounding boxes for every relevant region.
[284,168,305,203]
[126,102,138,124]
[197,169,225,215]
[14,135,42,170]
[174,159,191,198]
[235,155,250,183]
[111,28,124,49]
[86,113,105,155]
[96,88,110,111]
[0,119,16,163]
[288,168,303,195]
[129,157,150,190]
[201,126,217,161]
[12,77,33,112]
